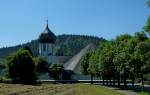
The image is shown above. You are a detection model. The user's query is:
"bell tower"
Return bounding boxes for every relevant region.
[38,21,56,63]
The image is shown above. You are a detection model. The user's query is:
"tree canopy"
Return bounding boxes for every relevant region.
[5,48,37,84]
[81,31,150,87]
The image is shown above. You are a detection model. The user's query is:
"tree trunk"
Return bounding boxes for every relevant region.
[113,77,115,86]
[106,77,108,86]
[117,76,120,87]
[102,76,105,85]
[123,78,127,88]
[109,77,112,86]
[132,76,135,88]
[141,74,144,91]
[91,74,93,84]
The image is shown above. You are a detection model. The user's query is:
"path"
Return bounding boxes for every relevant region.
[99,84,150,95]
[105,86,138,95]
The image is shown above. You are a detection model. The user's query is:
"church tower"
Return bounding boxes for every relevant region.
[38,21,56,63]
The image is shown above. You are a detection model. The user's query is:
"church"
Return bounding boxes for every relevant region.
[37,21,97,80]
[38,21,70,65]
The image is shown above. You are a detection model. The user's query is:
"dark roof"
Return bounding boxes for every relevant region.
[38,23,56,43]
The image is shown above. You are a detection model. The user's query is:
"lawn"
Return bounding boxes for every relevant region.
[140,92,150,95]
[0,83,124,95]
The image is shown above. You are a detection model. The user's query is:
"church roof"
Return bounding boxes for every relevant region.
[38,21,56,43]
[64,44,97,71]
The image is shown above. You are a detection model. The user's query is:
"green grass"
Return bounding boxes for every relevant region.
[0,83,124,95]
[140,92,150,95]
[56,84,123,95]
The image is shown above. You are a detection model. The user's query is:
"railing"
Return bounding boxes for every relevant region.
[38,80,105,83]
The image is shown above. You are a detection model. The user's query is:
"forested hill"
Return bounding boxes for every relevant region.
[0,34,106,59]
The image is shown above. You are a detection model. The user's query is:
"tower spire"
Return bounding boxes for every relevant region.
[46,19,48,28]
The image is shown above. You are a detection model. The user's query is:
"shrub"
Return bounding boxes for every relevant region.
[35,57,49,74]
[5,48,37,84]
[48,64,64,80]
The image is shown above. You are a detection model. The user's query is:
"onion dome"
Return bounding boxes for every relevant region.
[38,21,56,43]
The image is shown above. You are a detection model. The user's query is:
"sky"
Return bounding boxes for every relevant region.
[0,0,149,47]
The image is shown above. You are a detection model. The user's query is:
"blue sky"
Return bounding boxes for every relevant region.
[0,0,149,47]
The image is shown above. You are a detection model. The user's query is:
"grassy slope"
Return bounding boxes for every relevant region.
[0,83,124,95]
